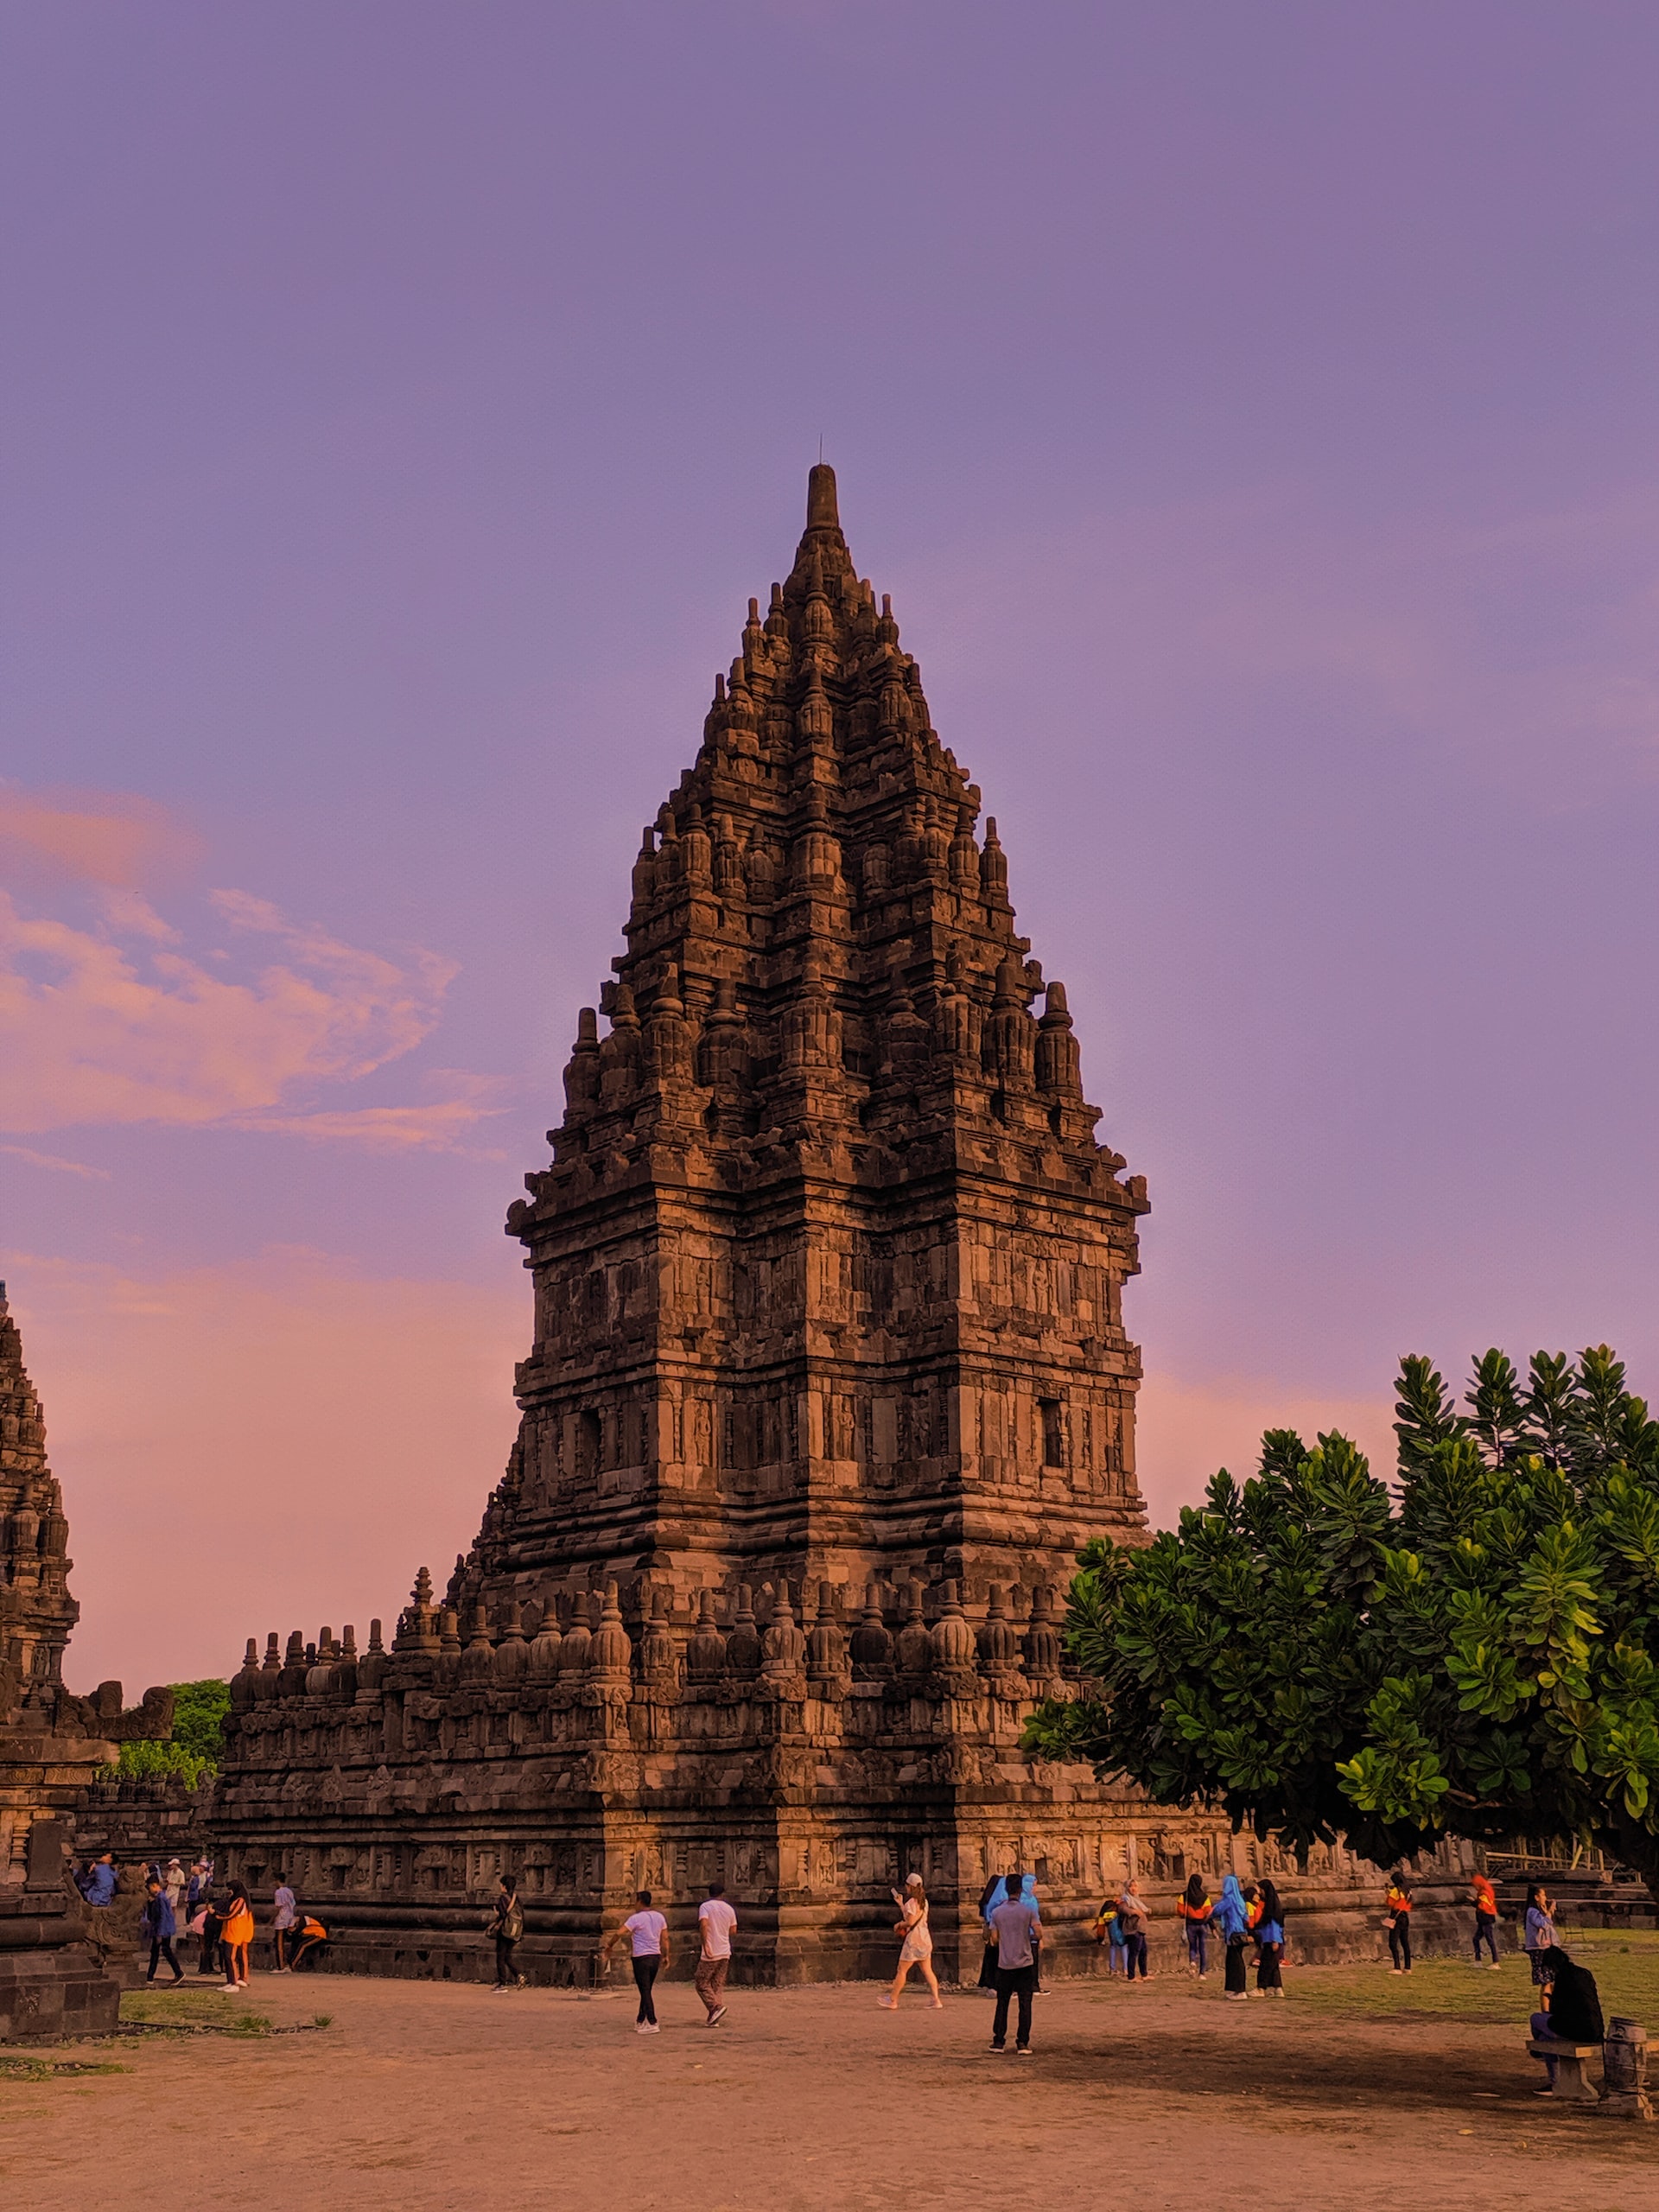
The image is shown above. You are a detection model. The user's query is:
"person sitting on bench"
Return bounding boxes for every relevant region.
[1529,1944,1604,2094]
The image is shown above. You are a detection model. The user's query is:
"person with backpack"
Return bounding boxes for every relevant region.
[1470,1870,1501,1968]
[1178,1873,1214,1978]
[488,1874,525,1989]
[1529,1946,1604,2095]
[1116,1878,1152,1983]
[1384,1872,1414,1974]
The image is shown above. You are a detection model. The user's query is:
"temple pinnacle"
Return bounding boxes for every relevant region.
[805,461,839,531]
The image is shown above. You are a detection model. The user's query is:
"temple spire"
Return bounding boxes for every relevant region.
[805,461,840,531]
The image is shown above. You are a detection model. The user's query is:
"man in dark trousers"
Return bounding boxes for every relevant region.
[988,1867,1042,2056]
[1530,1945,1604,2094]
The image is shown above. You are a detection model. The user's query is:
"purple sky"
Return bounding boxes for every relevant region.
[4,2,1658,1690]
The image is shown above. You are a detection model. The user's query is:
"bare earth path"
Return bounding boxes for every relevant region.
[4,1964,1657,2212]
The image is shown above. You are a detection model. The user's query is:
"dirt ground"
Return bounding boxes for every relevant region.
[4,1958,1658,2212]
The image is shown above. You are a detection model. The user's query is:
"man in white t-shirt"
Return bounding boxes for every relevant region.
[602,1889,671,2033]
[696,1881,737,2026]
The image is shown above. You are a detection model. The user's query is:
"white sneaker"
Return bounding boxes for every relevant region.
[635,2022,652,2034]
[646,2022,661,2034]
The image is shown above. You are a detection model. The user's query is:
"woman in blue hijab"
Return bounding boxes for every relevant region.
[1216,1874,1251,2002]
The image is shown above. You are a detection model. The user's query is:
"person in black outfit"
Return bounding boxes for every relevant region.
[1529,1946,1604,2094]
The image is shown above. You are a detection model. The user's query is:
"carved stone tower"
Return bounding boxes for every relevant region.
[0,1282,78,1750]
[479,464,1149,1619]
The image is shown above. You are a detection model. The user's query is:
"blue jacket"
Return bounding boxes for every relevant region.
[141,1893,176,1941]
[85,1862,118,1907]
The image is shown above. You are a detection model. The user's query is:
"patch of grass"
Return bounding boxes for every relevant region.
[1284,1929,1659,2027]
[120,1986,272,2036]
[0,2056,129,2081]
[312,2013,333,2028]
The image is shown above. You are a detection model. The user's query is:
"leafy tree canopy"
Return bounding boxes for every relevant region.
[1027,1347,1659,1903]
[99,1677,228,1789]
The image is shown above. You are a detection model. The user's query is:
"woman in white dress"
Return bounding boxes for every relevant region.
[879,1872,944,2011]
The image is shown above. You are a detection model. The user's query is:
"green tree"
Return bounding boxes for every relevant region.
[1027,1346,1659,1904]
[100,1677,229,1789]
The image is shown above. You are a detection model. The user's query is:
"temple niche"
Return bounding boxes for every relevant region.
[212,469,1436,1980]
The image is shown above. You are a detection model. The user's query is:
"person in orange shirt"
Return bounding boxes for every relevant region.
[1384,1873,1414,1974]
[1470,1871,1501,1969]
[1176,1873,1214,1979]
[219,1879,255,1992]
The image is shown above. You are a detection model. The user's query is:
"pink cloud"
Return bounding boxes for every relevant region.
[0,786,202,890]
[1135,1368,1395,1534]
[0,884,469,1137]
[11,1251,526,1690]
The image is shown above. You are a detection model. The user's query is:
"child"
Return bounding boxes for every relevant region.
[1384,1872,1413,1974]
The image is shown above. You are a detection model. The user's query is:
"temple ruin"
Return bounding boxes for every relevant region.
[0,1284,172,2035]
[212,468,1449,1978]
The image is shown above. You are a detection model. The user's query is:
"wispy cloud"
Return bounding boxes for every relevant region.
[0,786,202,889]
[0,1141,111,1180]
[0,884,460,1135]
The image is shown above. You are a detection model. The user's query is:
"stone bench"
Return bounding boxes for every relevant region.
[1526,2038,1602,2104]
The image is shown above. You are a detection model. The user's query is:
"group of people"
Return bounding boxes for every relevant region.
[72,1850,328,1987]
[1094,1872,1287,1999]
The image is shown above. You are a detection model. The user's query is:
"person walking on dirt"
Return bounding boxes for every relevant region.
[879,1873,944,2012]
[603,1890,670,2033]
[1470,1871,1501,1968]
[141,1875,186,1986]
[1384,1872,1414,1974]
[696,1881,737,2025]
[986,1868,1042,2055]
[488,1873,525,1989]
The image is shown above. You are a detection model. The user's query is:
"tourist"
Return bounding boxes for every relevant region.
[602,1889,670,2034]
[986,1866,1042,2055]
[1255,1878,1286,1997]
[1217,1874,1250,2000]
[1529,1945,1603,2094]
[880,1872,944,2012]
[487,1873,525,1991]
[162,1857,188,1924]
[979,1873,1006,1992]
[83,1849,118,1908]
[1178,1873,1213,1977]
[219,1878,255,1991]
[141,1875,187,1986]
[1524,1883,1558,1993]
[1384,1871,1414,1974]
[696,1880,737,2025]
[1470,1869,1501,1968]
[1116,1877,1151,1983]
[288,1910,329,1969]
[272,1877,297,1971]
[195,1891,224,1978]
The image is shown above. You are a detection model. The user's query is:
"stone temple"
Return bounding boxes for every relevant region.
[1,1285,171,2035]
[212,468,1427,1978]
